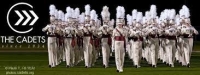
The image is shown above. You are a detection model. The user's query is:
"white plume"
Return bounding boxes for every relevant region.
[75,8,80,18]
[179,9,184,17]
[121,6,125,18]
[116,6,125,19]
[71,9,76,18]
[79,13,85,23]
[50,10,55,16]
[58,10,63,20]
[54,9,59,19]
[160,11,164,21]
[145,11,150,20]
[116,6,121,18]
[132,9,137,20]
[182,5,190,18]
[85,4,91,15]
[49,4,56,11]
[136,12,143,23]
[163,9,170,20]
[90,10,96,20]
[150,5,157,18]
[66,7,72,18]
[169,9,176,19]
[49,4,56,15]
[175,14,180,25]
[101,6,110,20]
[126,14,132,25]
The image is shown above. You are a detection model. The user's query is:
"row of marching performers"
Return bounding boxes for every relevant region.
[42,4,198,72]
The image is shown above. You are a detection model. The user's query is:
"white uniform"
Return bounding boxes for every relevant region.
[63,26,74,67]
[113,26,127,72]
[165,27,178,67]
[129,28,143,68]
[42,24,57,67]
[181,25,198,67]
[98,25,111,68]
[90,25,98,66]
[148,26,159,67]
[83,26,93,68]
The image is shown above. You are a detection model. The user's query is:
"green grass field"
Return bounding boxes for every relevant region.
[0,52,200,75]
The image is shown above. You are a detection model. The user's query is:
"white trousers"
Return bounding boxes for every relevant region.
[166,39,176,66]
[83,37,93,67]
[149,38,159,66]
[64,38,72,66]
[115,41,125,71]
[47,37,57,67]
[130,40,135,63]
[101,38,110,67]
[182,38,193,65]
[132,41,142,66]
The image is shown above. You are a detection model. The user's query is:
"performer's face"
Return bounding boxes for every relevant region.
[118,24,123,28]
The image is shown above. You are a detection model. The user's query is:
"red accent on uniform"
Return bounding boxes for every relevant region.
[94,39,100,48]
[71,37,76,47]
[114,36,125,41]
[108,36,112,46]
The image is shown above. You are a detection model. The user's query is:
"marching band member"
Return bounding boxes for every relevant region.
[164,9,177,67]
[44,4,197,69]
[83,4,93,68]
[63,6,74,67]
[99,6,111,68]
[42,4,57,68]
[180,5,198,67]
[126,14,133,60]
[113,6,127,72]
[148,5,159,68]
[90,10,99,66]
[132,12,144,68]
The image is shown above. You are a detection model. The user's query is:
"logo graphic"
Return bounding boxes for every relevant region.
[7,2,39,34]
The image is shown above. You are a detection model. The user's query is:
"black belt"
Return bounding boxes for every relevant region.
[166,36,176,40]
[48,35,56,37]
[182,34,193,38]
[149,35,159,38]
[102,34,110,38]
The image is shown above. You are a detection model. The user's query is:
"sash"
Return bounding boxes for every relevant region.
[115,28,126,49]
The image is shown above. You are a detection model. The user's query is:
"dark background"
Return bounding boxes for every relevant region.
[0,0,199,40]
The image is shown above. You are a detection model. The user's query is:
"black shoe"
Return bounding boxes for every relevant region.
[135,65,138,68]
[152,65,156,68]
[66,65,70,68]
[176,60,179,63]
[103,65,106,68]
[85,66,88,68]
[187,64,190,68]
[116,70,119,72]
[158,58,160,61]
[169,64,172,67]
[142,57,144,60]
[179,62,182,65]
[48,65,51,68]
